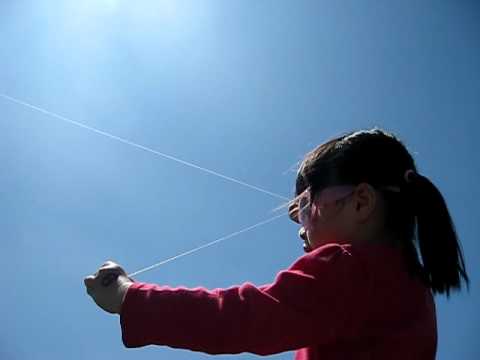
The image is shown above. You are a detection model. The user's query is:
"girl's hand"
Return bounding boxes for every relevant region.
[84,261,134,314]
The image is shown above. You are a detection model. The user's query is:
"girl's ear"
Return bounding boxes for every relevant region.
[353,183,377,222]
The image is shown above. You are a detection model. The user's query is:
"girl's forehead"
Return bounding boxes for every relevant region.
[295,174,308,196]
[295,169,332,196]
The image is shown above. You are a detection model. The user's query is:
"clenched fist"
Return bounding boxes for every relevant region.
[84,261,134,314]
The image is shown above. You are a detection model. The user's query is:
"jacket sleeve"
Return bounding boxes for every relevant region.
[119,244,368,355]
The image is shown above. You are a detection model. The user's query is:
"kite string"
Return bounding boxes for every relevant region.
[0,93,289,201]
[128,211,287,277]
[0,93,294,276]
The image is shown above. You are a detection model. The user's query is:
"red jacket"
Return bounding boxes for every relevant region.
[120,242,437,359]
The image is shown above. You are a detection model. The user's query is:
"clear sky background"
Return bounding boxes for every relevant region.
[1,1,478,359]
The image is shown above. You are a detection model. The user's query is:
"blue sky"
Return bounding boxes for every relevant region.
[1,1,478,359]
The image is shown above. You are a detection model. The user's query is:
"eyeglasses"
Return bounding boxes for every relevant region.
[292,185,357,228]
[290,184,401,227]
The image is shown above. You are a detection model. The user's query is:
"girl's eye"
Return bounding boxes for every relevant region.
[299,197,307,209]
[298,193,310,210]
[298,195,311,220]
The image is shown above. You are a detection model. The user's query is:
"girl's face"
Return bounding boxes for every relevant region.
[290,185,359,251]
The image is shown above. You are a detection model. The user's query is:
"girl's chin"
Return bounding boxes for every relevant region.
[303,242,313,253]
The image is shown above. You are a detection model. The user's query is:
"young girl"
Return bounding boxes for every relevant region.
[84,128,469,359]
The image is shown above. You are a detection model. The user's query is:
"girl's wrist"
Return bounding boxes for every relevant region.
[117,279,134,314]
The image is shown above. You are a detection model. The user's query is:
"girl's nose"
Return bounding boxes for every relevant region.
[289,202,300,224]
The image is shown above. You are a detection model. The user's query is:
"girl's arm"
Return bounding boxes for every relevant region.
[120,243,367,355]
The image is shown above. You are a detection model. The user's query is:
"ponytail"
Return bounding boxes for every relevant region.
[406,171,469,297]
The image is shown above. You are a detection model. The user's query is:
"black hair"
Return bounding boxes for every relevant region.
[295,128,469,297]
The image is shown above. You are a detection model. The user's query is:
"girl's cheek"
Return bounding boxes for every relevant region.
[307,205,337,245]
[309,216,338,246]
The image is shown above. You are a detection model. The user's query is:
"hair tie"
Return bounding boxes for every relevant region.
[404,169,417,183]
